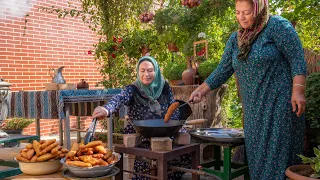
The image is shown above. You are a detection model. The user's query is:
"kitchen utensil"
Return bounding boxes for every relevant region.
[189,128,245,144]
[129,119,207,138]
[62,153,121,178]
[83,118,98,145]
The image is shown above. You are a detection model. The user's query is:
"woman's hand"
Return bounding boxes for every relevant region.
[92,106,109,120]
[188,91,203,103]
[291,88,306,117]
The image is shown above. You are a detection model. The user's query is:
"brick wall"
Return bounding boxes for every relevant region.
[0,0,104,136]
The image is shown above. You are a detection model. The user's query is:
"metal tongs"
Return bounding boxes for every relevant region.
[84,118,98,144]
[178,100,192,108]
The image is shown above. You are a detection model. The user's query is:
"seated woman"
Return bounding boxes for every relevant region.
[92,56,188,180]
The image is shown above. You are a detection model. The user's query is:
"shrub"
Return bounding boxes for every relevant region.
[2,118,34,130]
[197,60,219,79]
[163,61,187,80]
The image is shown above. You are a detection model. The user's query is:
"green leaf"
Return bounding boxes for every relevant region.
[298,154,314,164]
[314,147,320,157]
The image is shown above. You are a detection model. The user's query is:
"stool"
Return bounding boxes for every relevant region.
[0,135,39,179]
[201,143,249,180]
[115,143,200,180]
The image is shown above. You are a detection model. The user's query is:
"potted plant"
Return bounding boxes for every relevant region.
[2,118,34,134]
[197,60,219,80]
[122,29,158,58]
[285,146,320,179]
[163,60,186,86]
[2,118,34,147]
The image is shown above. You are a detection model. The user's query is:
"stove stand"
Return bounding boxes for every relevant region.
[115,143,200,180]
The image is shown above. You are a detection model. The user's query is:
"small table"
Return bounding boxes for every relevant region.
[0,135,39,179]
[115,143,200,180]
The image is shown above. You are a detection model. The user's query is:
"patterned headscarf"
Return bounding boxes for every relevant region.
[133,56,165,115]
[237,0,270,60]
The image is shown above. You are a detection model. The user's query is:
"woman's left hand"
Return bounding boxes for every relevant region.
[291,89,306,117]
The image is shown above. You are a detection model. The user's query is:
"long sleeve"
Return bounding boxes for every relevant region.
[270,16,307,77]
[103,86,133,115]
[205,33,236,90]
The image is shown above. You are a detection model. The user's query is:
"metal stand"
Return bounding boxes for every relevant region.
[201,144,249,180]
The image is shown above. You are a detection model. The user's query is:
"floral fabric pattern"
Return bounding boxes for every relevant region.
[205,16,306,180]
[103,82,188,180]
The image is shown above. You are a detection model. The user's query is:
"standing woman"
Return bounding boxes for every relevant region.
[189,0,307,179]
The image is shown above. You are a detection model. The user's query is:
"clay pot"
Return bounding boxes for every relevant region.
[77,79,89,90]
[182,57,196,85]
[168,43,179,52]
[285,165,316,180]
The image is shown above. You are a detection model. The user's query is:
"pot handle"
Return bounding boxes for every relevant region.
[185,119,207,125]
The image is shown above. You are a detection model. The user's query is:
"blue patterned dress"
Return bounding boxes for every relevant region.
[205,16,306,180]
[104,82,188,180]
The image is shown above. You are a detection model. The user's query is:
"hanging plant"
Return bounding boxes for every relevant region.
[139,12,154,23]
[181,0,201,8]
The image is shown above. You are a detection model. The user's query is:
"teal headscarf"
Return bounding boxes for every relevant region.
[133,56,165,115]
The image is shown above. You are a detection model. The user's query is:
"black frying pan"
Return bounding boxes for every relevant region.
[130,118,206,138]
[129,100,206,138]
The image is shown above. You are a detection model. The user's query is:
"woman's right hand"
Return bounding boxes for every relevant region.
[188,91,202,103]
[92,106,109,120]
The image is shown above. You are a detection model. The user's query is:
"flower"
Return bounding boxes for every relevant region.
[112,45,118,51]
[113,36,117,42]
[87,50,92,55]
[198,32,206,39]
[117,37,123,44]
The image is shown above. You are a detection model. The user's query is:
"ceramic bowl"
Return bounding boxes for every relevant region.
[15,158,63,175]
[63,152,121,178]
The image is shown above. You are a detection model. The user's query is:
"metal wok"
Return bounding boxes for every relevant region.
[129,100,206,138]
[130,118,206,138]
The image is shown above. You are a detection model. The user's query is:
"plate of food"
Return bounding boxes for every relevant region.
[62,141,121,178]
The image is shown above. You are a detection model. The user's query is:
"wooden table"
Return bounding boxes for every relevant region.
[5,168,68,180]
[8,89,122,149]
[0,148,112,180]
[115,143,200,180]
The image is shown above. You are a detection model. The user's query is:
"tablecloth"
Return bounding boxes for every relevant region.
[8,89,122,120]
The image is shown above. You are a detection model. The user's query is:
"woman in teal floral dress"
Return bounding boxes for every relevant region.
[189,0,307,179]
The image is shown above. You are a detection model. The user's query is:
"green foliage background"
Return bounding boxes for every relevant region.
[40,0,319,129]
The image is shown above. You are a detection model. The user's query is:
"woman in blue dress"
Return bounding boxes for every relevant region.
[92,56,188,180]
[189,0,307,179]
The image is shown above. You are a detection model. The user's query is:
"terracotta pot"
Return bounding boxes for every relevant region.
[141,46,150,56]
[168,43,179,52]
[182,57,196,85]
[77,79,89,90]
[169,80,184,86]
[285,165,317,180]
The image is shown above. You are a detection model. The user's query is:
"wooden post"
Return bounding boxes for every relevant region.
[35,119,40,139]
[77,116,81,143]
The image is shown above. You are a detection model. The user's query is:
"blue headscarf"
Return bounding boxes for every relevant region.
[133,56,165,115]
